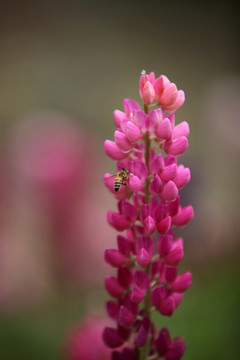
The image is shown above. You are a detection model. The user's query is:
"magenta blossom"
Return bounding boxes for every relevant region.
[65,317,111,360]
[103,71,193,359]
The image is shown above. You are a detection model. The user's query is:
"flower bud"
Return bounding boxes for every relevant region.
[174,166,191,189]
[141,81,155,105]
[117,235,133,257]
[118,306,135,328]
[150,154,165,174]
[155,328,171,355]
[157,216,172,234]
[135,325,147,347]
[151,286,167,308]
[102,327,124,348]
[164,89,185,112]
[107,211,130,231]
[137,248,150,268]
[160,164,178,182]
[106,300,120,320]
[157,233,173,257]
[159,296,175,316]
[164,337,186,360]
[143,216,155,235]
[128,175,142,192]
[149,174,163,195]
[126,121,142,143]
[164,136,188,156]
[172,121,189,140]
[130,285,145,304]
[113,109,126,127]
[171,272,193,292]
[105,276,125,298]
[104,140,127,160]
[160,181,178,201]
[172,205,194,226]
[156,118,172,140]
[104,249,126,267]
[164,238,184,266]
[114,130,132,151]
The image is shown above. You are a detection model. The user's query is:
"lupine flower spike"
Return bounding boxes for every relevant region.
[103,72,194,360]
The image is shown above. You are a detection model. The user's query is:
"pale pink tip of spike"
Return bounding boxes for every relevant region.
[157,216,172,234]
[131,285,145,304]
[137,248,150,268]
[150,154,165,174]
[104,140,127,160]
[171,272,193,292]
[172,121,189,140]
[164,337,186,360]
[141,81,155,105]
[164,136,188,156]
[160,164,178,182]
[126,121,142,143]
[172,205,194,226]
[113,110,126,127]
[118,306,135,328]
[104,249,126,267]
[107,211,130,231]
[160,181,178,201]
[156,118,172,140]
[128,175,142,193]
[105,276,125,298]
[165,89,185,112]
[149,174,163,195]
[143,215,155,235]
[102,327,125,349]
[164,238,184,266]
[159,296,175,316]
[174,167,191,189]
[114,130,132,151]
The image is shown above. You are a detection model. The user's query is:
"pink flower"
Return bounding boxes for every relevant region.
[65,317,111,360]
[103,72,193,359]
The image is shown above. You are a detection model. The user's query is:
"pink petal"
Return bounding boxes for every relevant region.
[104,249,126,267]
[104,140,127,160]
[114,130,133,151]
[113,110,126,127]
[172,121,189,140]
[159,83,178,107]
[160,180,178,201]
[105,276,125,298]
[164,238,184,266]
[141,81,155,105]
[156,118,172,140]
[143,215,155,235]
[160,164,178,182]
[107,211,130,231]
[150,154,165,174]
[157,233,173,258]
[172,205,194,226]
[102,327,125,348]
[164,89,185,112]
[123,98,141,117]
[171,272,193,292]
[128,175,142,192]
[126,121,142,143]
[149,174,163,195]
[159,296,175,316]
[164,136,188,156]
[157,216,172,234]
[174,166,191,189]
[118,306,135,328]
[137,248,150,268]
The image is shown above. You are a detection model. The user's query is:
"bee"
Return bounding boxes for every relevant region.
[114,168,131,192]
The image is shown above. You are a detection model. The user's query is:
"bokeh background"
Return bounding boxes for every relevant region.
[0,0,239,359]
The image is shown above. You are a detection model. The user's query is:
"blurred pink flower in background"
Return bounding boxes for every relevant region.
[0,112,115,310]
[65,316,111,360]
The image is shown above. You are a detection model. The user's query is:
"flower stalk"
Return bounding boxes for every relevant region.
[103,72,194,360]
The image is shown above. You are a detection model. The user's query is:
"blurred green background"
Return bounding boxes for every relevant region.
[0,0,239,359]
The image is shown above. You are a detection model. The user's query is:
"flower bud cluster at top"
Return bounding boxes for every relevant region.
[103,72,194,360]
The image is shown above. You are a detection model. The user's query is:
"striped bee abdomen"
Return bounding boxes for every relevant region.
[114,177,122,192]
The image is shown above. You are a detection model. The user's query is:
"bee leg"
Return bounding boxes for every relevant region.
[122,180,127,186]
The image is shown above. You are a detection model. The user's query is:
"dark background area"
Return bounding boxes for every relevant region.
[0,0,239,359]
